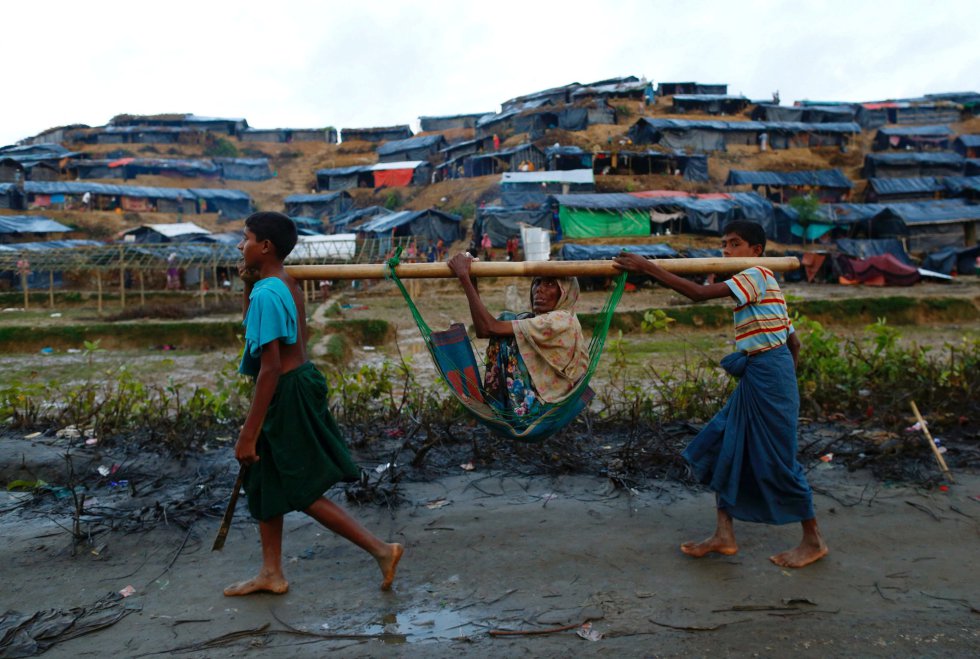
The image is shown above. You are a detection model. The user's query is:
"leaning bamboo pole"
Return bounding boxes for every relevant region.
[285,256,800,281]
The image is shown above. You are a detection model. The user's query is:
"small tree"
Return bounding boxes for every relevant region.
[788,194,821,245]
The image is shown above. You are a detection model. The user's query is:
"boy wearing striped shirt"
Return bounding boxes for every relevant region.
[614,221,827,568]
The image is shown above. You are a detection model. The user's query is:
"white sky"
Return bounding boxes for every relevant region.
[3,0,977,146]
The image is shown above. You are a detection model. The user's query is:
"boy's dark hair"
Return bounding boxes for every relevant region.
[723,221,766,253]
[245,212,297,260]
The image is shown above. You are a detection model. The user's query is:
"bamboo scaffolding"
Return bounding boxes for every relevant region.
[285,256,800,280]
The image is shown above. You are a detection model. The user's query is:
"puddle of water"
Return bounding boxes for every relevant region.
[361,607,480,644]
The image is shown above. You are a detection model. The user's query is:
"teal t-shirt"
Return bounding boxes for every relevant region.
[239,277,298,376]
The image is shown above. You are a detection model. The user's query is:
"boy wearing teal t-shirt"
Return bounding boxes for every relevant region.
[225,212,402,596]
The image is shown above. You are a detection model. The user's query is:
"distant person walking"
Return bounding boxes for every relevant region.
[481,232,493,261]
[166,253,181,290]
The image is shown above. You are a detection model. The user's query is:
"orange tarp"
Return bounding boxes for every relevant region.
[373,168,414,187]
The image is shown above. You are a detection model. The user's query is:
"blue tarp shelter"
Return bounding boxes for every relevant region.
[355,209,462,247]
[474,206,554,247]
[867,177,945,202]
[0,215,73,239]
[725,169,852,203]
[869,200,980,251]
[863,152,965,178]
[283,191,352,220]
[376,135,447,163]
[835,238,913,265]
[315,165,374,191]
[873,125,953,151]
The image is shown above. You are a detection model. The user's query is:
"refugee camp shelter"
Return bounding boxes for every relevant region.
[119,222,211,243]
[329,206,392,233]
[283,191,353,220]
[14,181,200,214]
[857,100,962,128]
[863,152,965,178]
[0,215,73,243]
[867,200,980,252]
[628,118,859,152]
[376,135,447,163]
[213,158,273,180]
[355,209,462,245]
[340,126,413,143]
[548,191,775,240]
[189,188,254,219]
[109,113,248,136]
[592,150,709,181]
[438,137,494,164]
[942,176,980,201]
[80,126,203,145]
[751,104,857,123]
[570,78,650,103]
[866,177,946,203]
[658,82,728,97]
[499,169,595,206]
[546,145,593,171]
[419,113,491,131]
[371,161,432,187]
[0,239,104,290]
[240,128,338,143]
[315,166,374,191]
[725,169,853,203]
[672,94,750,115]
[0,143,78,181]
[774,202,886,245]
[872,125,953,151]
[921,244,980,275]
[501,83,580,112]
[0,183,26,210]
[953,135,980,158]
[463,144,546,178]
[69,158,221,180]
[473,206,554,247]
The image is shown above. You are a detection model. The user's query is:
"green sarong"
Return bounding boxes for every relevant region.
[244,362,361,521]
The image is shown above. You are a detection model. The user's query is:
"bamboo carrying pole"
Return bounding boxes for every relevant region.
[285,256,800,281]
[909,401,954,483]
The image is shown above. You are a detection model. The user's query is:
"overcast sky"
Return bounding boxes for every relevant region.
[3,0,977,146]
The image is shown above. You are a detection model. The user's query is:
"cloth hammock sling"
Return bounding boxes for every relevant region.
[386,253,627,441]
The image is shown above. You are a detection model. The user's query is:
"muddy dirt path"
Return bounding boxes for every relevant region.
[1,436,977,658]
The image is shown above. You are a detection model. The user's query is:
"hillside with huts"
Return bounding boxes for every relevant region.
[2,76,980,292]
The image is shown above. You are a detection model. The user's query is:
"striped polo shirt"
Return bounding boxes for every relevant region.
[725,266,794,354]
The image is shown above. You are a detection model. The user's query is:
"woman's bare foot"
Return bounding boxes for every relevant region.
[376,543,403,591]
[770,540,828,568]
[223,570,289,596]
[681,535,738,558]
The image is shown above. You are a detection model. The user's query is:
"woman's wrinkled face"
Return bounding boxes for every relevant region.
[531,277,561,314]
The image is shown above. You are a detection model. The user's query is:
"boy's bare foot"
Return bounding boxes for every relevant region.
[377,543,403,591]
[770,541,828,568]
[223,571,289,596]
[681,535,738,558]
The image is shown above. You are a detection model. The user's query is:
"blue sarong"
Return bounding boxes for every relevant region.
[683,345,815,525]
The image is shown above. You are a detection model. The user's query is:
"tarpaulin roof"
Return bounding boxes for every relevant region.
[187,188,252,201]
[501,169,594,185]
[560,243,678,260]
[376,134,446,156]
[876,199,980,225]
[942,175,980,194]
[864,152,965,166]
[283,191,352,204]
[419,112,492,121]
[726,169,852,188]
[0,239,102,252]
[330,206,392,230]
[876,124,953,137]
[835,238,912,264]
[955,135,980,147]
[370,161,426,171]
[570,79,649,98]
[632,117,860,134]
[545,145,589,157]
[0,215,72,234]
[477,98,553,128]
[357,209,461,234]
[129,222,210,238]
[671,94,749,102]
[0,143,74,157]
[22,181,188,200]
[868,177,945,195]
[777,202,887,225]
[315,165,372,176]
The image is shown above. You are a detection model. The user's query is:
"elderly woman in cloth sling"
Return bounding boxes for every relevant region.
[447,252,588,419]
